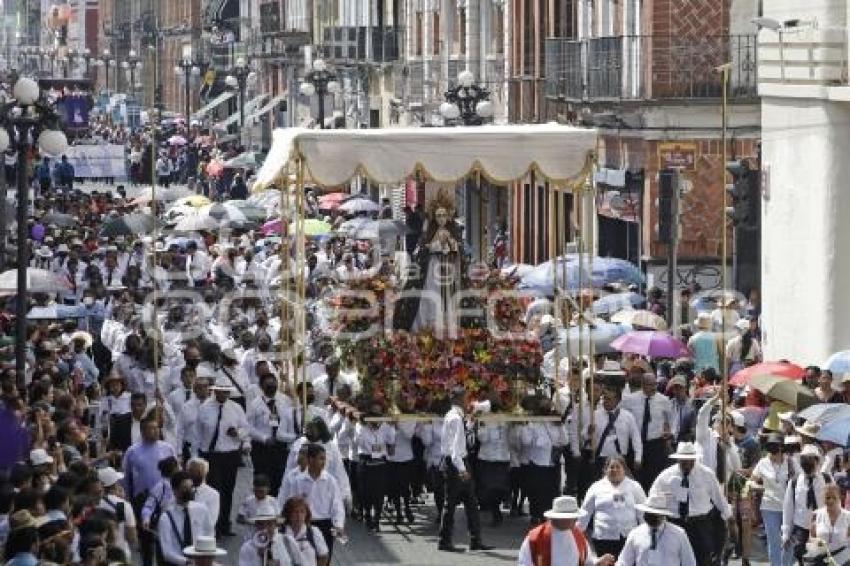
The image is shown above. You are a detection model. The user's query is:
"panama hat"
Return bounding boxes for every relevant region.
[784,435,802,446]
[247,499,283,524]
[694,312,712,330]
[210,377,235,393]
[183,535,227,558]
[29,448,54,466]
[97,467,124,488]
[669,441,699,460]
[69,330,93,349]
[596,360,625,376]
[667,375,688,390]
[635,492,676,517]
[543,496,587,520]
[801,444,822,458]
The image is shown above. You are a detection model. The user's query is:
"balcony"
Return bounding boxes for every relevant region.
[544,35,758,102]
[322,27,402,64]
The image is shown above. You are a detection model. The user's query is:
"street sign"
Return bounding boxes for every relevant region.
[658,142,697,171]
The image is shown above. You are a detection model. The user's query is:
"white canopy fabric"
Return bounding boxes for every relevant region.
[191,91,235,121]
[254,124,597,190]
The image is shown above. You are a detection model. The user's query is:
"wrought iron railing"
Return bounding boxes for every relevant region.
[322,27,402,64]
[544,34,758,101]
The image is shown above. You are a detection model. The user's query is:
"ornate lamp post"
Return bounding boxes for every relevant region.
[121,50,143,97]
[299,58,340,129]
[224,57,257,129]
[0,76,68,388]
[439,70,494,126]
[174,50,202,122]
[95,49,116,94]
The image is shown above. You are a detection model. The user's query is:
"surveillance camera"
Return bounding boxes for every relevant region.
[751,17,782,31]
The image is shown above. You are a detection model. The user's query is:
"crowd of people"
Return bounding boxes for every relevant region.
[1,127,849,566]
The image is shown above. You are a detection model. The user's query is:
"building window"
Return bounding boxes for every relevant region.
[433,11,441,55]
[415,11,423,56]
[492,5,504,54]
[453,8,466,55]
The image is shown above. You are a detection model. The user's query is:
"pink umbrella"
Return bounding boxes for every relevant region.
[261,218,284,236]
[318,192,348,210]
[610,330,691,359]
[206,160,224,177]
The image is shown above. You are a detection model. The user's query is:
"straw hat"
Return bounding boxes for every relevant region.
[669,441,699,460]
[97,467,125,488]
[543,496,587,520]
[210,377,235,393]
[801,444,822,458]
[694,312,712,330]
[183,536,227,558]
[596,360,625,376]
[247,499,284,524]
[635,492,676,517]
[69,330,93,349]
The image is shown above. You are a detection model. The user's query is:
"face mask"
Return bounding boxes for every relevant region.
[262,384,277,396]
[83,297,94,306]
[306,394,315,405]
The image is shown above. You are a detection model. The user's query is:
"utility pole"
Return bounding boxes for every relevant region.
[659,169,681,331]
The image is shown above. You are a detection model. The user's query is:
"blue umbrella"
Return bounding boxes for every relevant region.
[519,254,644,295]
[593,292,646,315]
[551,321,631,356]
[817,416,850,446]
[824,350,850,374]
[798,403,850,424]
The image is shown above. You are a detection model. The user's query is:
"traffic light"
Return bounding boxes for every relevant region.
[725,160,759,227]
[658,169,675,243]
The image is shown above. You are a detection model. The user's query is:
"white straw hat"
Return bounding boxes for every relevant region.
[543,496,587,520]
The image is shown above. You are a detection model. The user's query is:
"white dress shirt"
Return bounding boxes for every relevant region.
[518,526,581,566]
[194,483,220,528]
[283,437,352,501]
[167,387,194,417]
[579,477,646,540]
[649,461,733,520]
[156,501,214,565]
[476,421,511,462]
[238,495,280,522]
[388,422,417,463]
[520,423,567,467]
[178,397,204,455]
[591,407,643,463]
[280,470,346,529]
[196,398,250,453]
[782,472,831,538]
[247,393,296,444]
[419,419,443,467]
[752,456,792,512]
[355,423,397,460]
[239,532,301,566]
[554,388,592,457]
[97,494,135,558]
[441,405,467,472]
[311,371,359,407]
[617,521,696,566]
[621,391,677,441]
[284,524,328,566]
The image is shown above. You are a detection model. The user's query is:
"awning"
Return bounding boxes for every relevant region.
[246,94,287,122]
[213,93,270,130]
[254,124,597,189]
[192,91,235,121]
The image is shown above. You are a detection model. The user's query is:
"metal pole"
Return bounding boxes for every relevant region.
[719,62,731,425]
[14,129,29,391]
[240,80,246,128]
[317,84,326,129]
[666,171,680,334]
[184,68,190,122]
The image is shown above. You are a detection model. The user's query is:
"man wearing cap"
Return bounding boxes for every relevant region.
[621,371,677,491]
[589,388,642,477]
[96,466,137,558]
[519,495,615,566]
[158,471,215,566]
[618,493,696,566]
[649,441,732,566]
[238,498,303,566]
[247,372,296,497]
[197,377,249,537]
[782,444,832,566]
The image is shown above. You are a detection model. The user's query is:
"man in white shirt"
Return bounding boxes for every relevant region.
[618,493,696,566]
[239,499,304,566]
[157,471,215,565]
[197,379,250,537]
[782,444,831,566]
[621,372,677,490]
[185,241,210,287]
[438,388,491,553]
[519,495,614,566]
[280,443,346,562]
[649,442,732,566]
[96,467,137,559]
[247,373,296,497]
[590,388,642,477]
[186,458,220,528]
[179,374,211,461]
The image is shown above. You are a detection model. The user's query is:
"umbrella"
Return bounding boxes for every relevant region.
[337,217,372,236]
[174,214,219,232]
[297,218,333,237]
[318,192,349,210]
[199,203,248,223]
[223,152,258,169]
[520,254,645,295]
[225,200,268,222]
[206,160,224,177]
[172,195,211,208]
[824,351,850,374]
[26,304,86,320]
[168,135,187,146]
[550,321,631,356]
[798,403,850,425]
[130,186,192,206]
[41,213,78,228]
[99,214,156,237]
[261,218,283,236]
[610,330,690,359]
[610,309,668,331]
[501,264,536,279]
[593,292,646,315]
[339,197,380,214]
[816,417,850,447]
[0,269,72,295]
[749,374,816,409]
[730,361,806,387]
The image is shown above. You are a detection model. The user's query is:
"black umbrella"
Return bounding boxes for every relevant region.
[99,214,156,237]
[42,212,79,228]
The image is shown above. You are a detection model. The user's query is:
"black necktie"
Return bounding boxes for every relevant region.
[641,396,651,442]
[293,407,301,436]
[185,389,191,402]
[716,439,727,483]
[107,268,113,285]
[679,472,690,519]
[267,398,278,439]
[182,507,193,548]
[651,527,658,550]
[807,476,817,509]
[207,403,223,452]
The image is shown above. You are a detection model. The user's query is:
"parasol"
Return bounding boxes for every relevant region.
[318,192,349,210]
[816,417,850,447]
[168,135,188,146]
[338,197,380,214]
[824,351,850,375]
[206,160,225,177]
[172,195,212,208]
[550,320,631,356]
[0,268,72,295]
[798,403,850,425]
[99,213,156,237]
[610,330,690,359]
[174,214,219,232]
[730,361,806,387]
[41,212,78,228]
[749,374,816,409]
[610,309,668,331]
[519,254,644,295]
[224,200,269,222]
[593,292,646,315]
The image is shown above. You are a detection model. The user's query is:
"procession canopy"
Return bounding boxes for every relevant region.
[254,124,598,190]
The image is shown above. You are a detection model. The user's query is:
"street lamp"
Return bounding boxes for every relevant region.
[174,49,203,122]
[121,49,143,98]
[225,57,257,129]
[0,76,68,389]
[299,58,340,129]
[440,69,494,126]
[95,49,115,94]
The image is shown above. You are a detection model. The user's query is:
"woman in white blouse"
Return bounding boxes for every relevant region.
[579,455,646,558]
[809,484,850,565]
[751,433,795,566]
[282,496,330,566]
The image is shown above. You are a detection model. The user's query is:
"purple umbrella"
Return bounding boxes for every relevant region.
[610,330,691,359]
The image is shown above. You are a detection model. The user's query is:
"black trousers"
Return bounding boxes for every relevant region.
[343,458,360,513]
[672,514,718,566]
[203,450,240,533]
[510,466,525,510]
[639,438,670,491]
[359,459,388,528]
[388,460,414,514]
[131,492,155,566]
[438,462,482,545]
[593,537,626,559]
[526,463,559,522]
[251,441,289,497]
[313,518,335,562]
[476,460,510,518]
[427,464,445,516]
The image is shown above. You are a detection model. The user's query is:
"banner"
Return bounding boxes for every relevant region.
[64,145,127,179]
[59,95,90,131]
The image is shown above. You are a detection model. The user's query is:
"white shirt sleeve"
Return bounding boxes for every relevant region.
[518,536,535,566]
